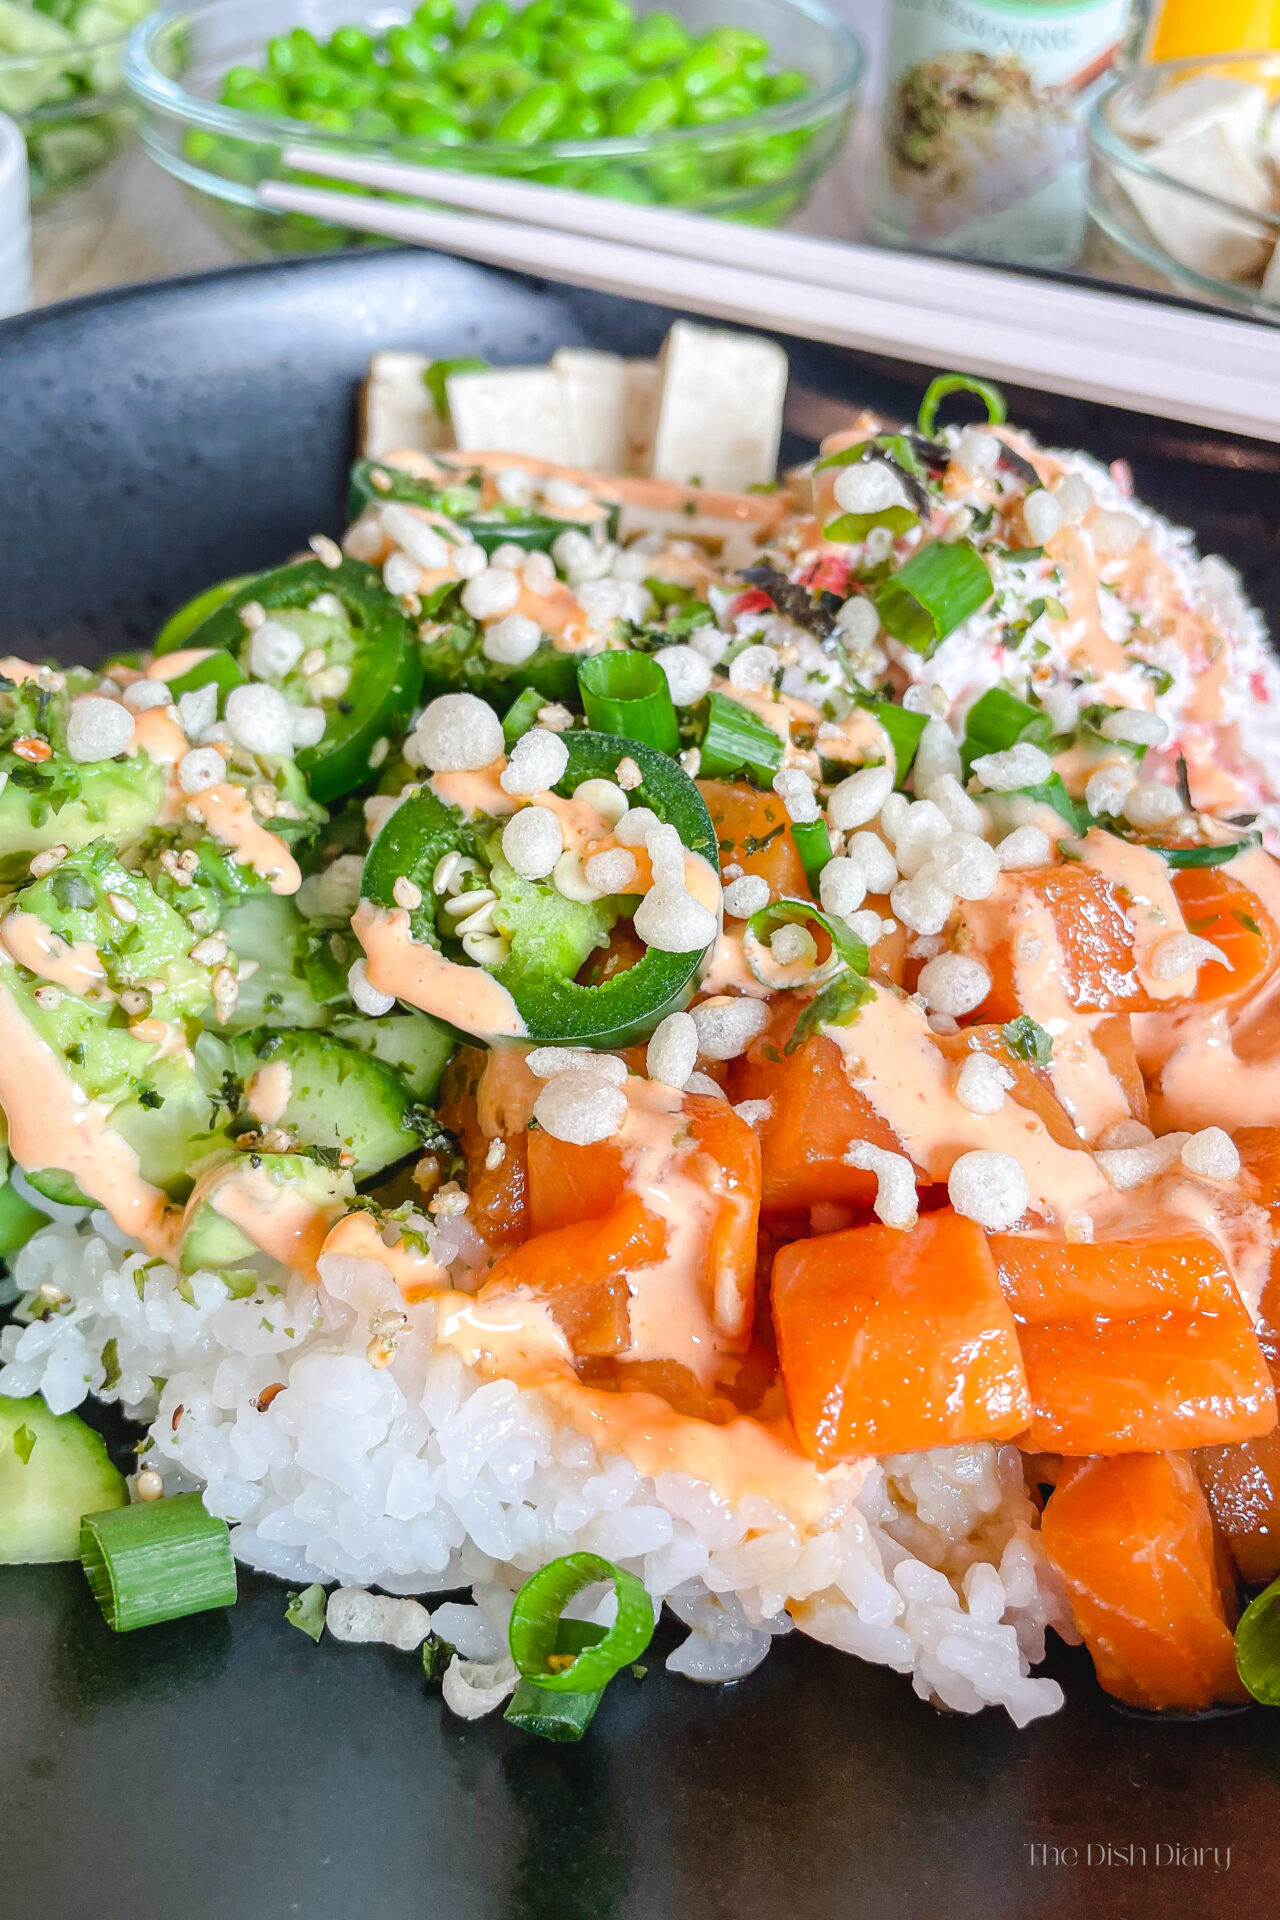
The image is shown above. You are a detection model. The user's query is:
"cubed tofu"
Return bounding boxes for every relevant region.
[622,359,661,475]
[362,350,450,458]
[1121,75,1267,153]
[649,321,787,492]
[552,347,629,471]
[446,365,572,461]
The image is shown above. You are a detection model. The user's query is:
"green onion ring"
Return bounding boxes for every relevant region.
[508,1551,654,1694]
[743,896,869,990]
[917,373,1008,440]
[80,1492,237,1633]
[578,651,680,756]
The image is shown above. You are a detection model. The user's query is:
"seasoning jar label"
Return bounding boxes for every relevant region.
[870,0,1132,267]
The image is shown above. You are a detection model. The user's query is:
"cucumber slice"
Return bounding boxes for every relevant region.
[0,1395,127,1563]
[230,1029,421,1177]
[24,1168,92,1207]
[333,1011,455,1102]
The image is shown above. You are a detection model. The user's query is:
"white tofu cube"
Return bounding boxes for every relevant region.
[649,321,788,492]
[446,366,572,461]
[552,347,629,472]
[362,350,450,458]
[622,360,660,476]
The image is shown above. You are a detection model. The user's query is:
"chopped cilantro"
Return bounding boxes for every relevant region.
[285,1584,327,1643]
[1002,1016,1053,1066]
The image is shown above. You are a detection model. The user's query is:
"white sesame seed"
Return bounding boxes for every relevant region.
[106,891,137,924]
[309,534,344,570]
[615,757,643,792]
[947,1149,1030,1230]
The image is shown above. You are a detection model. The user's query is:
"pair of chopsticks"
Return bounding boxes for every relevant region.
[260,148,1280,444]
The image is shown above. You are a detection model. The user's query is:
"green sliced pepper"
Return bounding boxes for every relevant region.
[159,558,422,807]
[348,458,619,553]
[155,575,257,655]
[362,731,718,1045]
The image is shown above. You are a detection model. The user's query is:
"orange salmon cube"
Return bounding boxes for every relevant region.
[1041,1451,1246,1711]
[771,1210,1030,1464]
[480,1192,668,1357]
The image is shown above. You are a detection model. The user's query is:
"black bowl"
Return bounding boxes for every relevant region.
[2,250,1279,1920]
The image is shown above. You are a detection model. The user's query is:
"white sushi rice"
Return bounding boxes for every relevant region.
[0,1212,1073,1727]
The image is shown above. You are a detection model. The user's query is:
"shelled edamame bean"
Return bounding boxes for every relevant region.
[214,0,815,207]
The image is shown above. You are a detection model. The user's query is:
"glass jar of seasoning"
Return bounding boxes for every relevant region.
[869,0,1133,268]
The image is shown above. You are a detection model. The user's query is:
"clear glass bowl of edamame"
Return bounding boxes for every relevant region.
[0,0,153,205]
[123,0,863,255]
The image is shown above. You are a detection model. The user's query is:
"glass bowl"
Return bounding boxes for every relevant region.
[1087,51,1280,322]
[0,20,142,206]
[123,0,864,258]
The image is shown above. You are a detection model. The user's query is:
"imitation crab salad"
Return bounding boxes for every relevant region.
[9,325,1280,1737]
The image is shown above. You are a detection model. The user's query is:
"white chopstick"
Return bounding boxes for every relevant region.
[260,163,1280,443]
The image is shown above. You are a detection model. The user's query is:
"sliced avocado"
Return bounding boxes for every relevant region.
[23,1168,91,1207]
[0,1173,51,1253]
[0,1394,127,1563]
[231,1029,420,1178]
[110,1054,229,1203]
[18,840,213,1022]
[0,759,165,885]
[179,1150,353,1274]
[332,1011,455,1102]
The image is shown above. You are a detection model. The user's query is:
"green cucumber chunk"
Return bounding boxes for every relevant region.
[0,1395,127,1564]
[229,1029,422,1177]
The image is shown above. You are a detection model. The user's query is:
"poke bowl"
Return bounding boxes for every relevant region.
[123,0,863,259]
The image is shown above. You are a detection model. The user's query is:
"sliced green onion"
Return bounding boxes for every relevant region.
[421,1632,456,1682]
[1153,836,1262,869]
[80,1491,237,1633]
[697,689,784,786]
[508,1551,654,1695]
[815,434,925,479]
[285,1582,326,1642]
[1008,774,1080,834]
[917,374,1007,439]
[873,541,993,658]
[1236,1574,1280,1704]
[1002,1015,1053,1065]
[744,897,869,991]
[785,969,876,1054]
[790,818,832,894]
[501,684,545,748]
[578,652,679,756]
[962,687,1053,770]
[824,506,918,544]
[504,1619,608,1742]
[860,698,927,786]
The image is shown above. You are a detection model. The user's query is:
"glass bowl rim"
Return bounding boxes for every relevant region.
[1087,49,1280,243]
[123,0,865,164]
